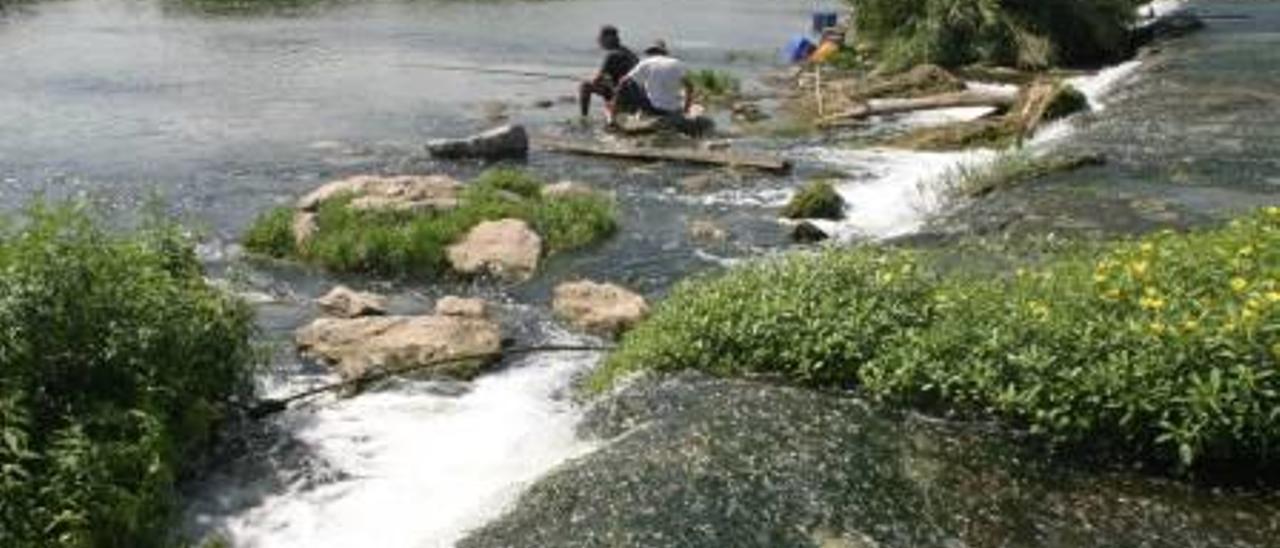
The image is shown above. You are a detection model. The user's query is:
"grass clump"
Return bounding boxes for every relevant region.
[852,0,1142,71]
[243,168,617,277]
[597,208,1280,473]
[781,180,846,220]
[686,69,741,104]
[943,150,1105,197]
[0,204,258,547]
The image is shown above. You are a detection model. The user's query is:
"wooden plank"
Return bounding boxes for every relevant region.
[537,138,793,175]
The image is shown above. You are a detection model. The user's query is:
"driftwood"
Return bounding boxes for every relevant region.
[538,138,793,175]
[817,89,1018,127]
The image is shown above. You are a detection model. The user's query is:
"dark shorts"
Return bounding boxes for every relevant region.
[582,80,616,101]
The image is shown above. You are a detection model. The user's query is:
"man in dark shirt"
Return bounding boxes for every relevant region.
[579,25,638,120]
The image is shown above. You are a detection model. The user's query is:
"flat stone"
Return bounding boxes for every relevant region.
[295,314,502,382]
[688,220,728,243]
[435,296,490,319]
[541,180,598,200]
[296,174,462,213]
[446,219,543,281]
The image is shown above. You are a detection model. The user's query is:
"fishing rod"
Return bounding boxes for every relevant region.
[245,343,614,419]
[399,62,583,82]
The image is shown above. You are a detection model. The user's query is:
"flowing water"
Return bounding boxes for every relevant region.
[2,0,1278,546]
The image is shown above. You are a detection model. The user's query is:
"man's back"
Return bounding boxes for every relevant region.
[601,47,638,84]
[627,55,687,113]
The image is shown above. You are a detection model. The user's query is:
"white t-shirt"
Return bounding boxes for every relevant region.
[625,55,688,113]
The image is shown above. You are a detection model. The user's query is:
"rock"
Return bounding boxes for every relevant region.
[296,174,461,213]
[295,314,502,382]
[1133,10,1205,49]
[679,172,720,194]
[446,219,543,281]
[427,124,529,160]
[316,285,388,318]
[435,296,490,319]
[688,220,728,243]
[532,99,555,109]
[459,373,1279,548]
[292,211,318,249]
[731,101,770,123]
[553,280,649,337]
[782,181,845,220]
[791,221,831,243]
[541,180,597,200]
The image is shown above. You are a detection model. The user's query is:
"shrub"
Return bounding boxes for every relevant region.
[0,204,258,547]
[851,0,1142,70]
[597,208,1280,472]
[243,169,618,277]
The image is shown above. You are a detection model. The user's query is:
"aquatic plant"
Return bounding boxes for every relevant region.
[0,204,258,547]
[243,169,617,277]
[941,150,1105,197]
[686,69,741,104]
[597,208,1280,474]
[781,180,845,220]
[850,0,1143,70]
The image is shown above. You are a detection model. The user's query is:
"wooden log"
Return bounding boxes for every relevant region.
[817,89,1018,127]
[537,138,793,175]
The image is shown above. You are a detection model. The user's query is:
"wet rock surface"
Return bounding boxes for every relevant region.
[427,124,530,160]
[460,373,1280,548]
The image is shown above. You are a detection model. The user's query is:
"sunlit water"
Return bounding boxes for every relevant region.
[3,0,1279,546]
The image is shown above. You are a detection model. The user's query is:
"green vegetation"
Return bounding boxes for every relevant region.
[243,169,617,277]
[0,205,258,547]
[851,0,1142,71]
[686,69,741,104]
[597,208,1280,472]
[781,180,845,220]
[943,150,1106,197]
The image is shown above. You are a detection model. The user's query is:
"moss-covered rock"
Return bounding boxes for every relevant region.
[781,181,845,220]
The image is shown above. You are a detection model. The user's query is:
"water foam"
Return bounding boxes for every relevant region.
[194,340,599,548]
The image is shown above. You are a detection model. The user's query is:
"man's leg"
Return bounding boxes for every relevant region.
[579,81,614,117]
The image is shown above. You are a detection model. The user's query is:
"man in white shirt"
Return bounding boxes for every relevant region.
[612,40,694,120]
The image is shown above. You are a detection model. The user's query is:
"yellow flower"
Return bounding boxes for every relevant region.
[1238,245,1255,257]
[1139,296,1166,311]
[1094,273,1108,284]
[1182,320,1200,332]
[1129,261,1150,278]
[1231,278,1249,293]
[1148,322,1167,335]
[1267,206,1280,218]
[1242,309,1258,323]
[1103,289,1122,301]
[1266,291,1280,304]
[1140,242,1155,253]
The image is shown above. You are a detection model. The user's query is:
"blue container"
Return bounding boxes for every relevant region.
[811,11,839,34]
[783,36,816,64]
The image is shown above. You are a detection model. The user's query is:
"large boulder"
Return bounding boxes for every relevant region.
[316,285,388,318]
[295,314,502,381]
[553,280,649,337]
[296,174,462,213]
[427,124,530,161]
[446,219,543,281]
[459,373,1278,548]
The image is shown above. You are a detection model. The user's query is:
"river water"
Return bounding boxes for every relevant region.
[1,0,1278,546]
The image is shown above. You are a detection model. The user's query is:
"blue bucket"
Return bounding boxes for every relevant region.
[783,36,816,64]
[811,11,839,34]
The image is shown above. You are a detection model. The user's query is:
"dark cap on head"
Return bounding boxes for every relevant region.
[644,39,669,56]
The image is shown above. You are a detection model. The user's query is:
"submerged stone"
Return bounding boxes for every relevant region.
[427,124,530,160]
[460,373,1280,548]
[446,218,543,281]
